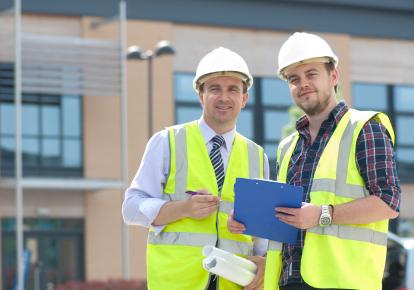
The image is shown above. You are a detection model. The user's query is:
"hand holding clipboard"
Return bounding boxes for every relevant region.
[233,178,303,244]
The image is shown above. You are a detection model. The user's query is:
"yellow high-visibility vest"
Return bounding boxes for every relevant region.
[147,121,265,290]
[269,109,395,290]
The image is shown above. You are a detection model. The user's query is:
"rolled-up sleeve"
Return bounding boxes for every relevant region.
[122,129,170,233]
[356,119,401,211]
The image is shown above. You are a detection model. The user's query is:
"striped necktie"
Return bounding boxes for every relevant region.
[209,135,225,192]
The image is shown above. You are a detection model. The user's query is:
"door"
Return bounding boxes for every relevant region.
[2,218,84,290]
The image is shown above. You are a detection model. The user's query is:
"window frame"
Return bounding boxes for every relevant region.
[0,62,84,177]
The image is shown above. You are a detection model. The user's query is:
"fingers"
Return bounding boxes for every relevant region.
[190,189,220,203]
[276,213,297,226]
[227,212,246,234]
[195,188,211,194]
[187,195,219,219]
[194,206,218,219]
[244,256,265,290]
[275,204,320,229]
[192,194,220,203]
[275,207,298,215]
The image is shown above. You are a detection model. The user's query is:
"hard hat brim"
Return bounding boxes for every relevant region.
[194,71,252,91]
[278,56,337,80]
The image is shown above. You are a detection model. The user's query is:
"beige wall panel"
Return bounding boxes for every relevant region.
[0,15,14,62]
[85,190,124,279]
[125,20,175,163]
[81,18,173,280]
[400,184,414,218]
[128,226,148,279]
[124,19,174,280]
[22,14,81,36]
[173,24,286,76]
[83,95,121,179]
[81,17,123,281]
[0,13,80,63]
[173,26,352,103]
[351,37,414,85]
[323,34,352,105]
[0,190,84,218]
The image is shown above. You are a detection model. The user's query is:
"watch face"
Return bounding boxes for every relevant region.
[320,215,331,226]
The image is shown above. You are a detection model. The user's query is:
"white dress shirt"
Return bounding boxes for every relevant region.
[122,117,269,255]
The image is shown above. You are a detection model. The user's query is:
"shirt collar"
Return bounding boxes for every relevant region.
[198,117,235,152]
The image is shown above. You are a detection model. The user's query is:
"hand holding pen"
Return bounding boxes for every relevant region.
[184,189,220,220]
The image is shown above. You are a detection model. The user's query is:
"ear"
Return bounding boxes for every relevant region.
[241,93,249,109]
[331,68,339,86]
[198,90,204,106]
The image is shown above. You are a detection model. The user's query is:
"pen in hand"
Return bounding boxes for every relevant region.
[186,191,199,196]
[186,190,221,203]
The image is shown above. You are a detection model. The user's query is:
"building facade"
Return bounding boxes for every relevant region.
[1,0,414,289]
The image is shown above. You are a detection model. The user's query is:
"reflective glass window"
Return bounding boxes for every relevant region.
[396,117,414,145]
[237,109,253,139]
[62,95,81,137]
[352,82,414,181]
[42,106,60,136]
[63,139,82,167]
[352,83,387,110]
[0,103,15,134]
[264,111,290,140]
[176,107,202,124]
[395,86,414,112]
[174,74,198,101]
[0,94,82,176]
[262,78,291,106]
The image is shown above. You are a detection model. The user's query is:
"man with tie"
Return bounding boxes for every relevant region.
[122,47,268,290]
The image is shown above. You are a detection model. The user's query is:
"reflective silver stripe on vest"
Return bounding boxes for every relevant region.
[307,224,387,246]
[219,238,253,256]
[311,111,377,199]
[148,231,216,247]
[246,138,261,179]
[219,200,234,215]
[267,240,283,251]
[279,133,297,164]
[163,126,188,202]
[334,112,368,198]
[311,179,369,199]
[148,232,253,256]
[174,126,188,200]
[335,115,354,188]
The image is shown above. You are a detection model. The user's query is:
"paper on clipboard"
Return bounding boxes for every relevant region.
[202,246,257,286]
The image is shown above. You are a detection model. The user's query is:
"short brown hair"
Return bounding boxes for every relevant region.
[325,61,338,93]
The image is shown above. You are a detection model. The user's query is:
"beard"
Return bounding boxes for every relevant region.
[297,91,333,117]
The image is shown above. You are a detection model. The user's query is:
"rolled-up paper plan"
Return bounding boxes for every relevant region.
[202,246,257,286]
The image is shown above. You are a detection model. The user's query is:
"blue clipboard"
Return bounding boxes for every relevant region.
[233,178,303,244]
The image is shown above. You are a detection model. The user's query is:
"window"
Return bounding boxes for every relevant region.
[352,83,414,181]
[0,63,83,177]
[175,73,293,178]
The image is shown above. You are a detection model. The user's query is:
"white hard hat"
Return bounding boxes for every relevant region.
[277,32,338,79]
[193,47,253,92]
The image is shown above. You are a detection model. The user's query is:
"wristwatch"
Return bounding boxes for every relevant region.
[319,205,332,226]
